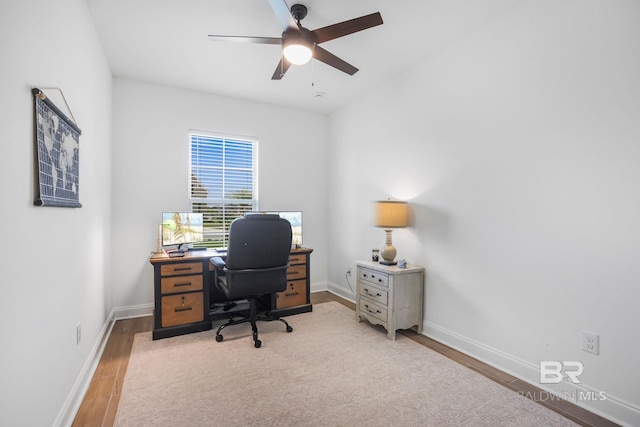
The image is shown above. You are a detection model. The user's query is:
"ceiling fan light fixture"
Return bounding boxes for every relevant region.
[208,3,382,80]
[282,37,312,65]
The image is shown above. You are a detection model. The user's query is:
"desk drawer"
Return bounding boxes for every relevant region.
[161,275,203,295]
[359,298,388,323]
[359,269,389,288]
[287,264,306,280]
[160,262,203,277]
[289,253,306,265]
[161,293,204,327]
[360,283,388,306]
[276,280,307,308]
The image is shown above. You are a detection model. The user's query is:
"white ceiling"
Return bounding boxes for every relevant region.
[87,0,522,114]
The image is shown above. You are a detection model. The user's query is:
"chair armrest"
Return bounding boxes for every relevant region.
[210,257,226,269]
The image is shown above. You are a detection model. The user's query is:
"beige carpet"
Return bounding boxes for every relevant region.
[115,302,576,426]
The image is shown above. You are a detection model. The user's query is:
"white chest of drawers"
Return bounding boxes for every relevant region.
[356,261,425,340]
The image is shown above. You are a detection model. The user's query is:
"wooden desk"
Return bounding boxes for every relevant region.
[273,247,313,316]
[149,247,313,340]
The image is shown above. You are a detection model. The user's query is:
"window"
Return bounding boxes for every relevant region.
[189,132,258,248]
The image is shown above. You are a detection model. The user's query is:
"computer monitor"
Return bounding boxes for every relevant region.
[162,212,204,251]
[267,211,302,247]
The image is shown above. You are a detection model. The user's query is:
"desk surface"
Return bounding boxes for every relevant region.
[149,249,220,264]
[150,246,313,264]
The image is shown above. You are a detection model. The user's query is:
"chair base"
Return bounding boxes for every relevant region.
[215,296,292,348]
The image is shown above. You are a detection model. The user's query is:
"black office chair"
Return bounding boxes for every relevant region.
[210,214,293,348]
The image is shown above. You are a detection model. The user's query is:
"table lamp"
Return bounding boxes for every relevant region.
[374,200,408,265]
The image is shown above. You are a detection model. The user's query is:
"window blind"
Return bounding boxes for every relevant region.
[189,132,258,248]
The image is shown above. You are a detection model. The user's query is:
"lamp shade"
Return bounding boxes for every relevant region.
[375,201,408,228]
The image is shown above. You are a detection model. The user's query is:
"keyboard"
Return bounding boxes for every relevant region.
[167,251,185,258]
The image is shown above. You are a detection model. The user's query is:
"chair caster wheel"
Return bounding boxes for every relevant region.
[286,325,293,333]
[254,340,262,348]
[216,334,223,342]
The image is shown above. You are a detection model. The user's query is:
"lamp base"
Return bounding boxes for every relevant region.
[379,229,398,266]
[153,224,165,255]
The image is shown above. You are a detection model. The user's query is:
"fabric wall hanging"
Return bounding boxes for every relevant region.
[32,87,82,207]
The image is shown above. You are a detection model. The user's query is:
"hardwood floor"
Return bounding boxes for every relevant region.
[72,316,153,427]
[72,292,617,427]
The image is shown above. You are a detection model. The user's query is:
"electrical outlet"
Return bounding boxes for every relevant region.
[76,324,82,345]
[581,330,599,355]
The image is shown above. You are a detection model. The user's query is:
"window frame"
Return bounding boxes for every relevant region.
[188,130,259,249]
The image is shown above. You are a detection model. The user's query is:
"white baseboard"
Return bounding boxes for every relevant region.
[53,309,116,427]
[310,280,328,294]
[425,321,640,427]
[325,281,356,303]
[54,303,153,427]
[113,303,154,320]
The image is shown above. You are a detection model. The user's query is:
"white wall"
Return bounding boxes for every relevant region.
[327,0,640,425]
[3,0,637,424]
[111,78,328,310]
[0,1,113,426]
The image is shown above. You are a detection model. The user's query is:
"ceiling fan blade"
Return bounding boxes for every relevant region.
[312,12,383,44]
[208,35,282,45]
[268,0,298,31]
[271,57,292,80]
[313,46,359,75]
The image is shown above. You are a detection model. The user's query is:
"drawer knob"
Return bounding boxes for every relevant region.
[173,266,192,272]
[285,292,300,297]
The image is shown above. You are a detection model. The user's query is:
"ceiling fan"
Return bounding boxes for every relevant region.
[208,0,383,80]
